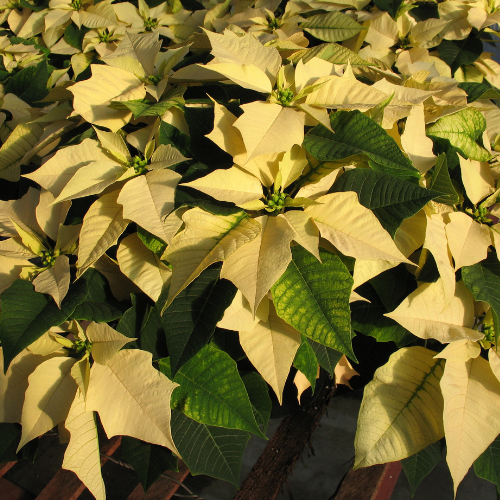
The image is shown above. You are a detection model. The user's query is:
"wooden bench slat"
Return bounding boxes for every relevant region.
[334,462,402,500]
[0,461,18,479]
[0,476,36,500]
[126,461,190,500]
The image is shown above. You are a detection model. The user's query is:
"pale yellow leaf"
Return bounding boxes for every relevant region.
[409,19,450,48]
[62,391,105,500]
[18,356,77,451]
[489,349,500,383]
[445,211,491,270]
[163,209,261,307]
[334,355,359,389]
[438,1,472,41]
[28,332,66,356]
[353,259,397,290]
[365,13,399,50]
[284,210,321,262]
[70,65,146,132]
[434,340,481,361]
[52,160,123,204]
[117,233,171,302]
[71,358,90,400]
[297,103,334,132]
[149,144,189,170]
[36,190,71,242]
[0,348,49,423]
[354,346,445,469]
[221,215,294,314]
[278,145,308,189]
[306,192,409,263]
[239,304,301,404]
[11,219,46,256]
[294,370,312,403]
[234,102,304,162]
[295,168,343,201]
[86,349,179,454]
[204,29,281,85]
[77,190,130,275]
[93,128,130,164]
[33,255,71,308]
[217,291,269,332]
[206,62,272,94]
[117,169,181,243]
[86,322,135,366]
[423,214,456,308]
[205,99,246,160]
[401,105,437,173]
[235,152,282,188]
[24,139,110,198]
[385,280,483,343]
[183,165,263,205]
[458,154,495,205]
[441,356,500,494]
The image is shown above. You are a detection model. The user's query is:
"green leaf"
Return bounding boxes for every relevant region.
[271,247,355,360]
[427,108,491,162]
[64,24,87,51]
[402,440,443,496]
[301,11,365,42]
[110,89,185,119]
[137,226,167,257]
[241,371,272,433]
[119,436,178,492]
[116,294,168,360]
[373,0,403,17]
[474,434,500,493]
[288,43,372,66]
[171,409,250,486]
[458,82,500,103]
[0,279,87,371]
[307,338,342,375]
[331,168,438,236]
[159,121,191,158]
[159,344,265,438]
[0,423,38,463]
[161,265,236,376]
[462,253,500,346]
[293,336,319,393]
[428,154,460,205]
[5,60,50,106]
[304,111,420,181]
[70,268,126,322]
[8,36,50,55]
[438,36,483,75]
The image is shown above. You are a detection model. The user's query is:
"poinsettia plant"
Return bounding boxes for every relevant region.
[1,0,500,498]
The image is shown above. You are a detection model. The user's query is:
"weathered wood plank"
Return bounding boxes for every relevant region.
[0,476,35,500]
[335,461,402,500]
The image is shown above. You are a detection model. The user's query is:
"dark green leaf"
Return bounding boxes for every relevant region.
[19,0,49,11]
[293,336,319,392]
[304,111,420,181]
[370,265,416,312]
[300,11,365,42]
[462,253,500,346]
[159,121,191,157]
[438,36,483,74]
[171,409,250,486]
[0,279,87,370]
[474,434,500,493]
[373,0,403,17]
[0,423,38,462]
[137,226,167,257]
[271,247,355,359]
[331,168,438,236]
[288,43,372,66]
[161,265,236,376]
[159,345,265,437]
[64,24,87,51]
[116,294,168,360]
[175,185,241,216]
[5,60,49,106]
[428,154,460,205]
[241,371,272,433]
[402,440,443,496]
[70,268,126,322]
[120,436,178,492]
[306,338,342,375]
[458,82,500,103]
